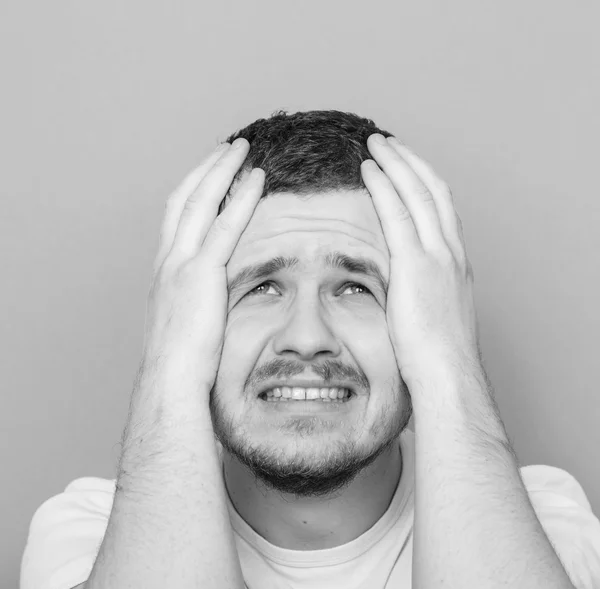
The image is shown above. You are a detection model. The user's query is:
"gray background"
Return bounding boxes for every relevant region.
[3,1,599,587]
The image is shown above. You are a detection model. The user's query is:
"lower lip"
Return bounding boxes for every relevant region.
[259,394,356,413]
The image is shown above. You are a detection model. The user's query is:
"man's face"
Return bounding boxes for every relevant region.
[210,188,412,498]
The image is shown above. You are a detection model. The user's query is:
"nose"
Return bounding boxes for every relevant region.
[271,294,341,362]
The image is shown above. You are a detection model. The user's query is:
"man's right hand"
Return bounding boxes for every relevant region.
[85,139,261,589]
[132,138,263,424]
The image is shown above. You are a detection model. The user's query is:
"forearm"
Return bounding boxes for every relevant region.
[410,363,575,589]
[85,368,244,589]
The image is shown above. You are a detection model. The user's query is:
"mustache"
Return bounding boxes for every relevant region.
[244,358,369,391]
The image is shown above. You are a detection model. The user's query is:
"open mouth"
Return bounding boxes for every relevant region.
[258,386,354,403]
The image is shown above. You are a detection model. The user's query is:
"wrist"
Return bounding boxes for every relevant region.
[408,361,511,447]
[403,347,486,397]
[118,364,217,484]
[117,415,220,495]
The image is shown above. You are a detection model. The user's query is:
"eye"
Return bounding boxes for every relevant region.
[247,281,278,296]
[341,282,373,296]
[246,281,374,297]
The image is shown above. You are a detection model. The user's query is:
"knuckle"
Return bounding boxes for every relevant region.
[393,205,413,223]
[436,179,452,198]
[180,194,205,216]
[155,252,190,285]
[163,190,183,217]
[180,195,198,212]
[412,183,426,196]
[212,213,232,234]
[175,259,197,284]
[415,184,434,203]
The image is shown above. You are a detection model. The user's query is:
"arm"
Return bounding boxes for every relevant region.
[360,133,576,588]
[410,363,576,589]
[84,371,244,589]
[82,138,263,589]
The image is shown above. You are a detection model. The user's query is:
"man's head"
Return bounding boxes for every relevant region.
[209,110,412,499]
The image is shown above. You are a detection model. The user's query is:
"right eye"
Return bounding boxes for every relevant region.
[247,281,278,296]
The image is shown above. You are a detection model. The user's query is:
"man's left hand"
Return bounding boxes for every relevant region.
[361,133,483,395]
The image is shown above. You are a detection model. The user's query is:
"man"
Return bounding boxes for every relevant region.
[21,110,600,589]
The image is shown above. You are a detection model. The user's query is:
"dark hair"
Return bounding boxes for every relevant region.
[218,109,394,214]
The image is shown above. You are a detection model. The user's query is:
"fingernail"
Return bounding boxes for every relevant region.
[388,136,405,146]
[232,138,247,150]
[372,134,387,145]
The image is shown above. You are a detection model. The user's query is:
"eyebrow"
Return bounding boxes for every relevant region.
[228,251,388,296]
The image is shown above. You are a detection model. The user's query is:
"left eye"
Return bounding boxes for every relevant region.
[341,282,373,296]
[248,281,278,296]
[247,281,373,296]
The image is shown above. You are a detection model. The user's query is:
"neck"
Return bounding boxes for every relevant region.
[222,442,403,550]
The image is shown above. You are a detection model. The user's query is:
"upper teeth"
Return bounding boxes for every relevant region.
[263,387,350,400]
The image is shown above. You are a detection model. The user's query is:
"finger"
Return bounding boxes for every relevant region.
[200,168,265,267]
[360,159,422,258]
[387,137,467,265]
[170,138,251,260]
[154,142,231,274]
[367,134,448,254]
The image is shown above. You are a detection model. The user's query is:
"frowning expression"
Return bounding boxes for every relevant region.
[209,189,412,496]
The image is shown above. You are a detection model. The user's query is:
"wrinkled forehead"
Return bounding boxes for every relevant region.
[226,191,391,288]
[231,191,387,255]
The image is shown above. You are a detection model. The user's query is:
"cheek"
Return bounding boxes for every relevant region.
[223,312,270,354]
[345,316,396,365]
[340,319,401,394]
[217,317,268,392]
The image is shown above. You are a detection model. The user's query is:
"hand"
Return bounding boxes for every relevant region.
[361,134,482,391]
[139,138,264,411]
[110,140,261,589]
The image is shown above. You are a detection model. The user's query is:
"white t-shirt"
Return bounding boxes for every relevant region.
[20,429,600,589]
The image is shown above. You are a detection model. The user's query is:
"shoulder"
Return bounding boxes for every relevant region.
[28,476,117,536]
[519,464,600,589]
[520,464,593,509]
[20,477,116,589]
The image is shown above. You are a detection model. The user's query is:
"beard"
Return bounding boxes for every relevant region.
[209,380,412,499]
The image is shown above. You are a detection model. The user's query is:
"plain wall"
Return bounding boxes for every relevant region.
[3,1,599,587]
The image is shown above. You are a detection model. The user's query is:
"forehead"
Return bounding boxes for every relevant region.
[226,190,390,280]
